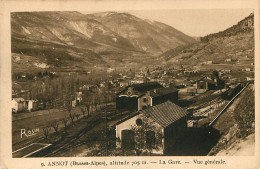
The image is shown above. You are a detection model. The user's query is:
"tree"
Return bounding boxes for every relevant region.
[62,118,69,129]
[211,70,219,80]
[80,107,86,118]
[120,116,163,156]
[75,114,80,120]
[69,111,75,127]
[51,122,59,133]
[86,104,90,117]
[94,101,98,112]
[64,100,75,127]
[43,127,51,142]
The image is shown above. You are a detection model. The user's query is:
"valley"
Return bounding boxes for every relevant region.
[11,11,255,157]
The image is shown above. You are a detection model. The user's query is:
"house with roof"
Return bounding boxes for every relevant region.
[116,82,178,111]
[115,101,189,155]
[12,98,26,113]
[247,76,254,81]
[24,100,38,112]
[195,77,217,93]
[12,98,38,113]
[138,87,178,110]
[196,76,225,93]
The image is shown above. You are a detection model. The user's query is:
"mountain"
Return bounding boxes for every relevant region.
[161,13,254,71]
[11,11,195,74]
[86,12,196,54]
[201,13,254,42]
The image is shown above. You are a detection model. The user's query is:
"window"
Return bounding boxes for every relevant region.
[136,118,143,126]
[127,91,132,96]
[121,130,135,149]
[143,97,147,102]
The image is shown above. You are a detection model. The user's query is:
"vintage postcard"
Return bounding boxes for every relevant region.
[0,0,259,168]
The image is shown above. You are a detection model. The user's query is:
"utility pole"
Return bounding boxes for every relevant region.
[210,100,212,116]
[105,110,108,156]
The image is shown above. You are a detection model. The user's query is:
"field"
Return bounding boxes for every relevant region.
[12,102,136,157]
[12,107,82,151]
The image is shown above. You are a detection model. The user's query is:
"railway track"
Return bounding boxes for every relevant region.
[188,84,247,127]
[208,84,248,127]
[187,96,226,127]
[45,109,131,157]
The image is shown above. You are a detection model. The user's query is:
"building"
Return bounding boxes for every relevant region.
[225,58,232,62]
[186,87,197,95]
[130,78,145,84]
[245,68,252,72]
[247,77,254,81]
[71,91,83,107]
[12,98,38,113]
[25,100,38,112]
[75,92,82,103]
[195,77,217,93]
[89,85,99,92]
[116,82,178,111]
[119,80,130,88]
[115,101,189,155]
[12,98,26,113]
[138,87,178,110]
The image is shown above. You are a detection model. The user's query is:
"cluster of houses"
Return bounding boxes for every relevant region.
[114,71,229,154]
[12,98,38,113]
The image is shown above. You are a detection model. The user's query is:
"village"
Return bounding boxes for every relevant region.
[10,8,255,158]
[12,63,254,157]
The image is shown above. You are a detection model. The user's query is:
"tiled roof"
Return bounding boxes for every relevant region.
[131,82,163,92]
[140,101,189,128]
[117,82,163,95]
[115,112,140,125]
[149,87,178,97]
[13,98,25,102]
[196,77,216,84]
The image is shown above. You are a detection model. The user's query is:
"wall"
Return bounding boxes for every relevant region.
[116,96,138,110]
[28,101,38,112]
[116,113,164,154]
[197,81,207,89]
[12,101,26,113]
[164,117,187,154]
[116,114,141,139]
[152,91,178,106]
[138,93,152,110]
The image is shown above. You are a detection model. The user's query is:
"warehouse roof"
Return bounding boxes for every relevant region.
[149,87,178,97]
[117,82,163,95]
[116,101,188,128]
[140,101,189,128]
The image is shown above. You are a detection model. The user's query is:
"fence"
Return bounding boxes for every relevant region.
[208,84,248,126]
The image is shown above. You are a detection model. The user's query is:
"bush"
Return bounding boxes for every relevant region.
[234,88,255,138]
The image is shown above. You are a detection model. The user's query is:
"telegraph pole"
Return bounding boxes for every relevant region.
[105,110,108,156]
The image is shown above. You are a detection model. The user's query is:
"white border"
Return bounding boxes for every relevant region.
[0,0,259,169]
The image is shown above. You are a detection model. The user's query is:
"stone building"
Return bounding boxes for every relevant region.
[115,101,189,155]
[116,82,178,111]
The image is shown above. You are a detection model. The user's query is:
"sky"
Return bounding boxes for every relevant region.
[83,9,253,37]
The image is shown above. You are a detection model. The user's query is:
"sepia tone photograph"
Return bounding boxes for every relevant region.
[10,8,255,158]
